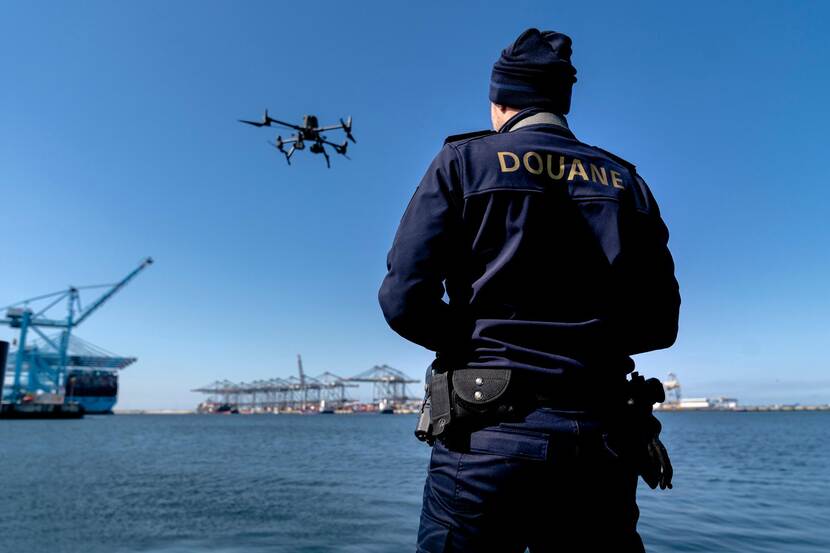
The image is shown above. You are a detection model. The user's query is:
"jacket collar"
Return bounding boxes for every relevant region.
[498,107,573,137]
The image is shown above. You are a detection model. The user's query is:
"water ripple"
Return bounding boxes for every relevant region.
[0,412,828,552]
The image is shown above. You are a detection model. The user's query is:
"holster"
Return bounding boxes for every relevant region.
[415,364,512,444]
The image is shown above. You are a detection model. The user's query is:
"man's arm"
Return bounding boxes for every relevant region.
[613,176,681,355]
[378,145,468,353]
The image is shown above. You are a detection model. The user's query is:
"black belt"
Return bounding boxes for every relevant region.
[511,373,628,412]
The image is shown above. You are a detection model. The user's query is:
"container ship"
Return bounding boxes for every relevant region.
[654,372,739,411]
[0,258,152,419]
[65,368,123,414]
[2,335,136,414]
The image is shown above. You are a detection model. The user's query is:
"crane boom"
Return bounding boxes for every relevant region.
[74,258,153,327]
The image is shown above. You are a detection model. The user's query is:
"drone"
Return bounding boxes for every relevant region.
[239,110,356,168]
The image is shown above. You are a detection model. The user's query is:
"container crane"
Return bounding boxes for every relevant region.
[0,257,153,405]
[663,372,682,404]
[346,364,419,412]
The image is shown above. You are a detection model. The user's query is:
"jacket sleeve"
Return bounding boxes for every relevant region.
[378,145,468,353]
[612,176,681,355]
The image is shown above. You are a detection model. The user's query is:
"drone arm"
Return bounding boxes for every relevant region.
[267,118,305,131]
[319,138,345,148]
[268,137,299,156]
[276,137,300,145]
[319,139,350,158]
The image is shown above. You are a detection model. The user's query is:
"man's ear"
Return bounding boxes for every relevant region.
[491,102,509,131]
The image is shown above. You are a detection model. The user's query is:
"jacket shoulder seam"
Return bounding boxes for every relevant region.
[444,130,496,147]
[589,145,637,172]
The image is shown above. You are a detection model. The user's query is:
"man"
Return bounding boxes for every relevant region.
[379,28,680,552]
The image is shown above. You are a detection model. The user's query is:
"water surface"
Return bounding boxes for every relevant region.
[0,412,827,552]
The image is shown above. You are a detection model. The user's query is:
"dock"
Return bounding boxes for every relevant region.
[0,402,84,419]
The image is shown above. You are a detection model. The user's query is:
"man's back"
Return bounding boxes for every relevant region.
[381,109,680,393]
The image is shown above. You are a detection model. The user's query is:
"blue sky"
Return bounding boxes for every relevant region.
[1,1,828,408]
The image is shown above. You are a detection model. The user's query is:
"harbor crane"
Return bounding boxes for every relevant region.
[0,258,153,403]
[192,362,420,413]
[346,364,419,410]
[663,372,682,404]
[193,371,359,413]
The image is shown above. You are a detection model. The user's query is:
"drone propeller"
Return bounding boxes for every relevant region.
[239,109,302,131]
[340,116,356,143]
[239,109,272,127]
[320,137,351,160]
[333,141,349,157]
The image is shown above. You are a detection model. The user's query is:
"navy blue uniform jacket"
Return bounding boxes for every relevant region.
[379,112,680,390]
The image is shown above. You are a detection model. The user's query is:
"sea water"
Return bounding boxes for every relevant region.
[0,412,827,552]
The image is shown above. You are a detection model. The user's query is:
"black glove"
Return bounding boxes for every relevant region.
[624,373,673,491]
[638,435,673,490]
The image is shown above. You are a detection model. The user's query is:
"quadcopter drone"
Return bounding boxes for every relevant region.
[239,111,356,168]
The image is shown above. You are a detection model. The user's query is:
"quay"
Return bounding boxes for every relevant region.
[0,402,84,419]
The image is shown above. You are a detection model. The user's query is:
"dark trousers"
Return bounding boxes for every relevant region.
[417,408,645,553]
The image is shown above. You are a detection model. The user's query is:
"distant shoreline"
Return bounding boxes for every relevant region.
[112,405,830,415]
[111,409,413,415]
[112,409,195,415]
[657,404,830,413]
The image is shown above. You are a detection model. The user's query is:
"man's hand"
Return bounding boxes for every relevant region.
[642,436,673,490]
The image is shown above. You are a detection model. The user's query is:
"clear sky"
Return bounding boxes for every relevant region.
[2,1,828,408]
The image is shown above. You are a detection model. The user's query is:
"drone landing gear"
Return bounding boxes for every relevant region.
[268,141,294,165]
[310,142,331,168]
[283,147,295,165]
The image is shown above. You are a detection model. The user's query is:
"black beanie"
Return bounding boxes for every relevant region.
[489,28,577,115]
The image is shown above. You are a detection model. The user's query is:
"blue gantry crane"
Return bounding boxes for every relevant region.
[0,258,153,410]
